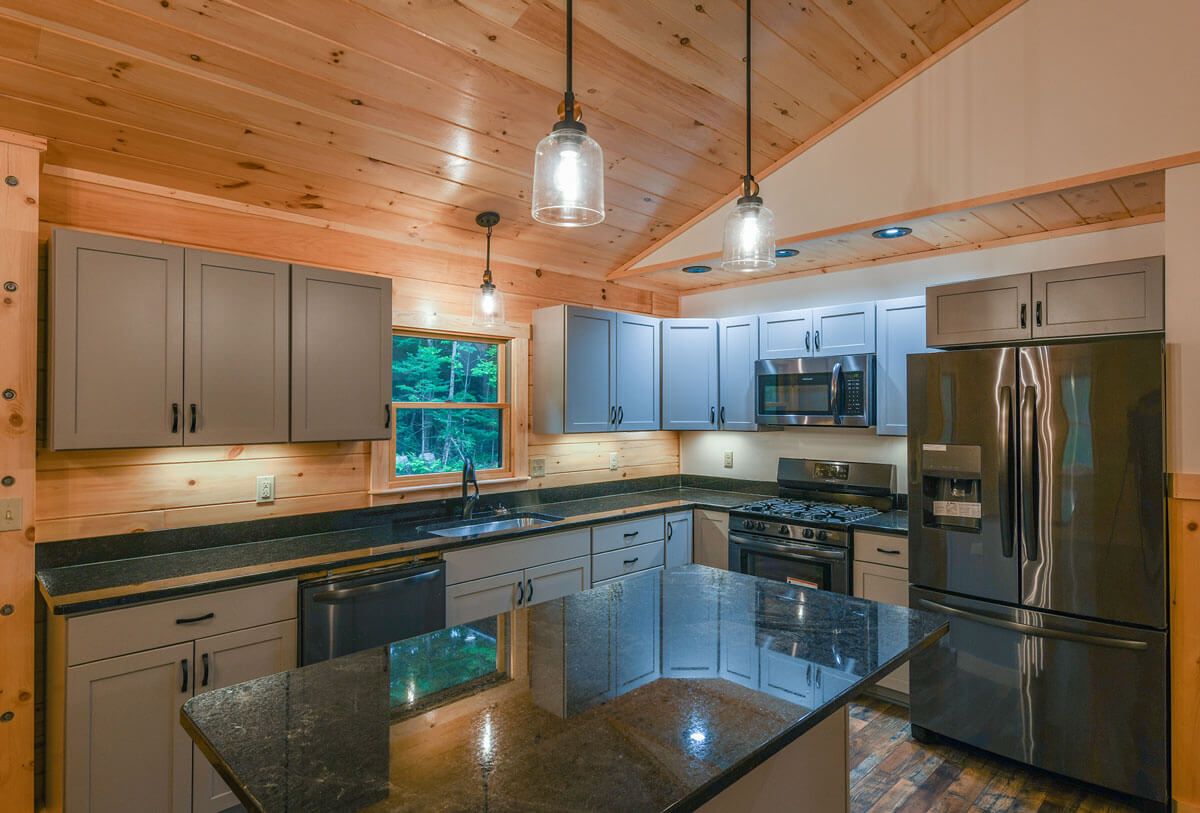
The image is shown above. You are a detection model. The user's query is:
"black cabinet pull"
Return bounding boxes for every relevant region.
[806,663,812,685]
[609,406,616,424]
[623,530,639,538]
[526,578,533,603]
[175,612,215,625]
[517,579,524,606]
[709,406,716,424]
[876,547,901,555]
[180,658,189,693]
[623,557,639,565]
[171,403,179,433]
[189,403,197,433]
[1020,303,1028,328]
[805,331,811,352]
[719,405,725,424]
[814,331,821,352]
[384,404,391,429]
[617,405,624,424]
[1035,301,1043,327]
[667,523,673,541]
[201,652,210,687]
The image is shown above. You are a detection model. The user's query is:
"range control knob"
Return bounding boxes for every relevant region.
[757,521,768,531]
[801,528,815,539]
[816,530,829,542]
[778,525,790,535]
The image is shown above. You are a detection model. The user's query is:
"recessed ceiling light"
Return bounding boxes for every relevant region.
[871,226,912,239]
[682,265,712,274]
[775,248,800,258]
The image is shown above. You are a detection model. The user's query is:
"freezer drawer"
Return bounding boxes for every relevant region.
[908,587,1168,803]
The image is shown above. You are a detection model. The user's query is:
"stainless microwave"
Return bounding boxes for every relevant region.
[754,355,875,427]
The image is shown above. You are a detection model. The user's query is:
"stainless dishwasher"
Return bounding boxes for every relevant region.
[299,560,446,665]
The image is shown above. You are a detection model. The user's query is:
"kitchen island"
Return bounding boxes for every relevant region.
[181,566,946,812]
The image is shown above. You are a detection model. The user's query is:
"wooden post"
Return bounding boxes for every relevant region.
[0,129,45,813]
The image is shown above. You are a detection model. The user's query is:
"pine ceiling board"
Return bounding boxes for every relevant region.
[884,0,976,52]
[904,217,973,248]
[951,0,1010,25]
[1110,172,1165,216]
[966,201,1045,237]
[1013,193,1085,230]
[809,0,932,77]
[1062,182,1132,223]
[930,212,1008,243]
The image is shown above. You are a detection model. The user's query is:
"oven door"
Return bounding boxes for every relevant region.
[728,533,849,594]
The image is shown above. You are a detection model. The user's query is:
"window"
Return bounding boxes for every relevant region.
[385,330,511,486]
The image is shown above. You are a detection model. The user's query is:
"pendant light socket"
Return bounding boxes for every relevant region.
[473,211,506,326]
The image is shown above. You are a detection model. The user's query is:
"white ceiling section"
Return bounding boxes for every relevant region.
[629,0,1200,273]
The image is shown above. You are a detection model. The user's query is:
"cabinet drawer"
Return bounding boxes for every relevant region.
[591,515,665,554]
[444,528,591,585]
[593,565,665,588]
[67,579,297,666]
[592,540,665,583]
[855,530,908,568]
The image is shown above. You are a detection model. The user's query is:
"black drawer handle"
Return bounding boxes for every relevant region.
[623,557,639,565]
[175,612,215,625]
[876,547,901,555]
[623,531,639,538]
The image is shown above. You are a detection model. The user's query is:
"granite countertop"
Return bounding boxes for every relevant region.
[852,510,908,536]
[38,488,760,615]
[181,565,948,813]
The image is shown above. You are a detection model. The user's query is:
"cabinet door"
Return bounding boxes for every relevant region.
[184,250,290,445]
[615,312,661,430]
[693,510,729,570]
[445,571,519,627]
[1032,256,1164,339]
[613,576,661,695]
[50,229,184,449]
[926,273,1031,347]
[812,301,876,356]
[875,296,928,436]
[662,568,717,677]
[665,511,692,568]
[65,642,194,813]
[758,309,813,359]
[525,555,591,607]
[193,621,297,813]
[662,319,719,430]
[717,315,759,430]
[718,580,759,688]
[853,560,910,694]
[761,650,814,706]
[291,265,392,441]
[564,306,617,432]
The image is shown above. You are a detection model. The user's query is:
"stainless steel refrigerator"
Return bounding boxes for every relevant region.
[907,334,1168,806]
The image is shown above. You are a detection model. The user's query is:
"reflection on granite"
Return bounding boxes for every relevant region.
[39,487,764,615]
[182,566,947,812]
[852,510,909,535]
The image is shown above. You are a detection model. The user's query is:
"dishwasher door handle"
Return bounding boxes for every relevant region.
[311,568,440,603]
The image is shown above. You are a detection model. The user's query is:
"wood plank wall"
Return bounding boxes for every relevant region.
[1170,487,1200,813]
[32,170,680,544]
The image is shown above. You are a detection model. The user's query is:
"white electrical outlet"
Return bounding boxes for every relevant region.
[0,498,21,531]
[256,475,276,504]
[609,451,619,471]
[723,450,734,469]
[531,457,546,478]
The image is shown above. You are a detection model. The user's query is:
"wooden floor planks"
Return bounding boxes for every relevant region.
[848,698,1143,813]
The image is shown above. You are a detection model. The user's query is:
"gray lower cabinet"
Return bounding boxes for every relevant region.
[184,250,290,445]
[1031,256,1164,338]
[291,265,392,441]
[661,566,717,677]
[533,305,618,433]
[615,312,661,430]
[758,308,813,358]
[853,531,911,696]
[717,315,759,430]
[664,510,693,568]
[812,301,875,356]
[875,296,928,437]
[662,319,719,430]
[613,575,662,694]
[50,229,185,450]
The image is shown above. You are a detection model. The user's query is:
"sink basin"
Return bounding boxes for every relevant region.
[418,512,564,538]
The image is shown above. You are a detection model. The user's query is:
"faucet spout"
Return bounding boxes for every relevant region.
[461,458,480,519]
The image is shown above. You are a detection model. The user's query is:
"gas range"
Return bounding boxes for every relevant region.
[729,498,881,547]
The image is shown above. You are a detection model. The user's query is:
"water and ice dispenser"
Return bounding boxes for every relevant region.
[919,444,983,532]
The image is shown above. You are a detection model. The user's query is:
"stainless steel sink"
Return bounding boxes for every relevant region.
[418,512,564,538]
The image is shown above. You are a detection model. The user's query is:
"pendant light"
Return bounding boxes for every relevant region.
[721,0,775,271]
[472,211,506,326]
[531,0,605,227]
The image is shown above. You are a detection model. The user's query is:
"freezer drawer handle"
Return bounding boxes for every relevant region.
[1020,386,1039,561]
[998,385,1015,558]
[917,599,1149,651]
[311,569,440,603]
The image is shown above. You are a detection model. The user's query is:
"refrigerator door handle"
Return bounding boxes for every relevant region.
[1020,385,1039,561]
[916,599,1149,651]
[998,385,1015,558]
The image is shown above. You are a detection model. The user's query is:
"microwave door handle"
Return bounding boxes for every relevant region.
[829,361,842,425]
[998,386,1015,558]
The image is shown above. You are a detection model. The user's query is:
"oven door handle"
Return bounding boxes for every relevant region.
[730,535,847,561]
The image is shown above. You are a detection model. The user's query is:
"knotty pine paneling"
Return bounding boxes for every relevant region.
[33,173,680,543]
[1170,495,1200,811]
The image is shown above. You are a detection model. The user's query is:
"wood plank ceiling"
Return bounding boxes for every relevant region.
[0,0,1010,281]
[637,170,1166,292]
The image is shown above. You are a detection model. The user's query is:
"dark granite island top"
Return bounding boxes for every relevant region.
[181,566,947,812]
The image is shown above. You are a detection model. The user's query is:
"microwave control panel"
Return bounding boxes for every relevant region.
[841,371,865,414]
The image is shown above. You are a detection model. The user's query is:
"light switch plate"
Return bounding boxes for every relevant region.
[256,475,276,504]
[723,450,734,469]
[0,498,21,531]
[530,457,546,478]
[608,452,619,471]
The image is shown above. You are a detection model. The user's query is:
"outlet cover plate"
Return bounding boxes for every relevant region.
[256,475,276,504]
[0,498,21,531]
[608,452,619,471]
[723,450,734,469]
[530,457,546,478]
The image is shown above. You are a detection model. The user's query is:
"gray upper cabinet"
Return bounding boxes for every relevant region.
[50,230,185,450]
[615,312,660,431]
[875,296,928,437]
[184,251,290,445]
[662,319,720,430]
[291,265,392,442]
[534,305,618,434]
[717,315,759,431]
[926,273,1032,348]
[1031,256,1164,339]
[812,301,875,356]
[758,308,814,358]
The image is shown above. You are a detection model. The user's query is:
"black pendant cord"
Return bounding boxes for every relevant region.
[742,0,754,199]
[484,224,493,285]
[564,0,576,123]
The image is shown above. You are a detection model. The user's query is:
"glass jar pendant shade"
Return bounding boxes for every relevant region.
[531,0,605,227]
[473,211,506,326]
[721,0,776,271]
